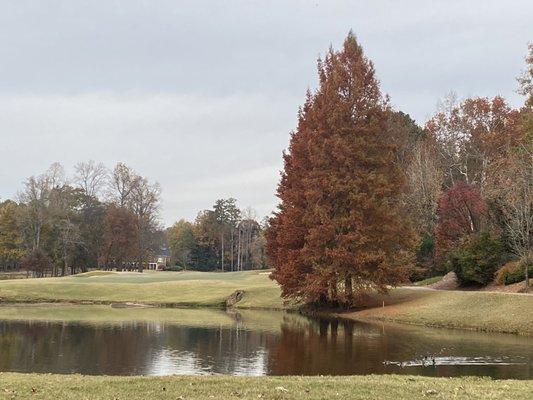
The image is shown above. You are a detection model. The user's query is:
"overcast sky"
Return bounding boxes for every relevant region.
[0,1,531,226]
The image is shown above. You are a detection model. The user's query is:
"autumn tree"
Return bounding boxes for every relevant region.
[267,32,416,306]
[106,163,161,272]
[485,59,533,290]
[99,205,139,270]
[518,43,533,108]
[108,162,140,207]
[0,200,25,270]
[129,177,161,272]
[167,219,196,268]
[47,184,85,276]
[190,210,219,270]
[75,194,106,271]
[434,182,487,262]
[426,95,520,192]
[21,247,50,278]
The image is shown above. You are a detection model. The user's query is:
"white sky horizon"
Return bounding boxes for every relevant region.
[1,1,531,226]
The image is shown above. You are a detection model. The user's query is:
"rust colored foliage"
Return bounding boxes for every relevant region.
[267,33,416,307]
[426,96,520,190]
[435,182,487,261]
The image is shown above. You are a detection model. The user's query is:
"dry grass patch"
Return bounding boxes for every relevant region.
[0,373,531,400]
[343,287,533,335]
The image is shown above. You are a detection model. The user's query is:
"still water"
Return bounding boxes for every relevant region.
[0,308,531,378]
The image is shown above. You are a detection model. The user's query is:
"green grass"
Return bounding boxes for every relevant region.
[412,276,443,286]
[344,287,533,335]
[0,373,530,400]
[0,270,284,309]
[0,270,532,335]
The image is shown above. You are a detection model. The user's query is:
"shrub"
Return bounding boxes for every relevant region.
[495,261,533,285]
[410,234,436,281]
[446,233,505,286]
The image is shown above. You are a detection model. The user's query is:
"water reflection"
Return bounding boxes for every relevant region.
[0,310,531,378]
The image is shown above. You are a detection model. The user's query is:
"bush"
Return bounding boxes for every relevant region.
[446,233,505,286]
[495,261,533,285]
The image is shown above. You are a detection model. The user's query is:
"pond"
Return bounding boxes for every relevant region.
[0,308,531,378]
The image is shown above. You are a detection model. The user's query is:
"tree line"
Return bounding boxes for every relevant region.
[0,162,269,275]
[267,33,532,306]
[167,199,268,271]
[0,162,162,276]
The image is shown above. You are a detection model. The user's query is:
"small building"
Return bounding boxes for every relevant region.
[148,256,170,271]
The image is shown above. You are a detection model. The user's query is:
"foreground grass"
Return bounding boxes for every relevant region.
[0,270,284,309]
[0,373,531,400]
[344,287,533,335]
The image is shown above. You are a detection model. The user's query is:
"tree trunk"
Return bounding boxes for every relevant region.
[230,229,234,271]
[345,275,353,306]
[220,233,225,271]
[525,260,530,293]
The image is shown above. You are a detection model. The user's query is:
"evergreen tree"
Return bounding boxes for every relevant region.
[267,32,416,306]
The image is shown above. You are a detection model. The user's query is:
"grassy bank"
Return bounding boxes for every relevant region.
[0,270,284,309]
[343,287,533,335]
[0,270,532,335]
[1,373,531,400]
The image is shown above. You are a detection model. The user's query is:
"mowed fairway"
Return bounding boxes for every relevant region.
[0,270,284,309]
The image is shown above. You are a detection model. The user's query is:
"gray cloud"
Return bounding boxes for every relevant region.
[0,0,531,225]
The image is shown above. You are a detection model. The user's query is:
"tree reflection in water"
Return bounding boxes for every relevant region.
[0,311,530,378]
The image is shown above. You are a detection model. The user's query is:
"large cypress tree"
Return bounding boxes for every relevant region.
[267,32,416,306]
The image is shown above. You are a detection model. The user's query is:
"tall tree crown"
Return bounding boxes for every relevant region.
[268,32,416,306]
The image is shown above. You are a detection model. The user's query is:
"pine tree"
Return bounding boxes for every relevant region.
[267,32,416,306]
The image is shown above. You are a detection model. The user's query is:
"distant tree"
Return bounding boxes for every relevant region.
[129,177,161,272]
[21,247,50,278]
[435,182,487,263]
[486,112,532,291]
[76,194,107,272]
[73,160,108,198]
[267,32,416,306]
[213,198,241,271]
[518,43,533,108]
[99,206,139,270]
[108,163,140,207]
[234,207,267,270]
[426,96,520,192]
[17,163,65,250]
[167,219,196,268]
[47,184,85,275]
[0,200,25,270]
[388,112,443,276]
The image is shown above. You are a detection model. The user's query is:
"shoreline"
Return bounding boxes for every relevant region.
[0,270,531,336]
